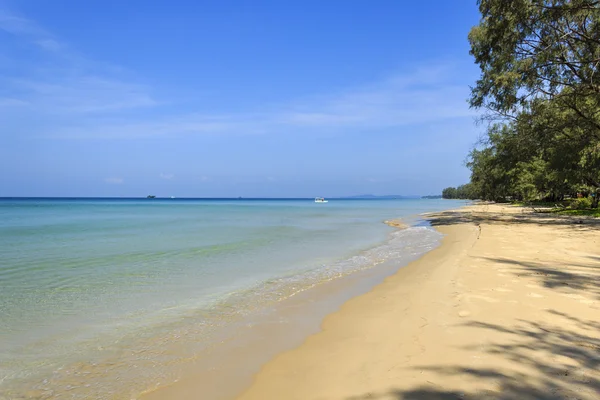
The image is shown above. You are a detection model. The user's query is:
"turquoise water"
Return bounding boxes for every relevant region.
[0,198,464,398]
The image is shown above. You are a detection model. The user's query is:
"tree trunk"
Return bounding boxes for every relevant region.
[592,190,599,209]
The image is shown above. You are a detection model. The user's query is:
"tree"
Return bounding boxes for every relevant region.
[442,184,478,200]
[467,0,600,207]
[469,0,600,132]
[442,187,458,199]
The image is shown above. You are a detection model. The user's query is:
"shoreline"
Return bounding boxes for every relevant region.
[232,203,600,399]
[2,200,462,400]
[139,217,445,400]
[233,210,478,400]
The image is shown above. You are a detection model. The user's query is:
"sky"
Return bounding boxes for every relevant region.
[0,0,483,197]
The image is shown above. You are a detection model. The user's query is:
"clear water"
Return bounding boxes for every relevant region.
[0,198,464,398]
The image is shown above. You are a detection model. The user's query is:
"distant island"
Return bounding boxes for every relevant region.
[421,195,442,199]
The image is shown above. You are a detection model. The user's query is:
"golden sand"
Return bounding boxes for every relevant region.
[236,204,600,399]
[143,204,600,399]
[383,219,409,229]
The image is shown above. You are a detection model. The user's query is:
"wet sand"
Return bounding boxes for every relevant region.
[235,203,600,399]
[139,223,440,400]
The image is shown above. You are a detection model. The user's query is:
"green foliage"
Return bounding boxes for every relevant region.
[469,0,600,128]
[513,201,561,208]
[442,183,478,200]
[442,187,457,199]
[570,197,593,209]
[465,0,600,208]
[553,208,600,217]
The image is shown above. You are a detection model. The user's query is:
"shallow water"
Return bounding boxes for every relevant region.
[0,198,464,398]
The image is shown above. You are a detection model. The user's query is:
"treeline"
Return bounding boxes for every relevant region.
[442,184,478,200]
[464,0,600,208]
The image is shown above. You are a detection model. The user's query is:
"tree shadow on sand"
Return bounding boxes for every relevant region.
[344,208,600,399]
[346,311,600,400]
[427,210,600,231]
[480,257,600,300]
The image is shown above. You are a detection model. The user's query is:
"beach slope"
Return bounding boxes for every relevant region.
[236,204,600,400]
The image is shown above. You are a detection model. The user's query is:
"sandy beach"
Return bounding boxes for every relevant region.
[235,203,600,399]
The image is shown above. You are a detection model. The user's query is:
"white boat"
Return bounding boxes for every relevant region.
[314,197,328,203]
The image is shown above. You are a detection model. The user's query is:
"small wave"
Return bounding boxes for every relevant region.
[0,224,443,400]
[216,225,442,315]
[384,219,409,229]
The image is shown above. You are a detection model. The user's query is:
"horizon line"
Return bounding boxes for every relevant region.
[0,195,439,200]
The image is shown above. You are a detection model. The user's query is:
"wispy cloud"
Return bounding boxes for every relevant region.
[277,66,474,128]
[0,7,157,115]
[104,177,124,184]
[0,7,474,141]
[0,9,54,46]
[8,77,156,113]
[34,38,62,52]
[48,65,474,139]
[0,97,28,107]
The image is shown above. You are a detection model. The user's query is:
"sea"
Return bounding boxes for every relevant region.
[0,198,464,399]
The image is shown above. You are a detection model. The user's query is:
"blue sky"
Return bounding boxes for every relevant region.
[0,0,482,197]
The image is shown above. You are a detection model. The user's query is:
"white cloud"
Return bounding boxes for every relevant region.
[0,8,157,115]
[45,64,475,139]
[159,173,174,180]
[9,77,156,113]
[34,39,62,52]
[0,98,28,107]
[0,9,64,52]
[276,67,475,129]
[0,10,45,37]
[0,7,475,141]
[104,177,124,184]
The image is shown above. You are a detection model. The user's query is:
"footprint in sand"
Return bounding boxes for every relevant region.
[578,299,595,305]
[493,287,513,292]
[528,292,544,298]
[458,310,471,317]
[563,293,585,299]
[561,294,594,304]
[467,294,500,303]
